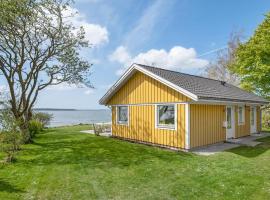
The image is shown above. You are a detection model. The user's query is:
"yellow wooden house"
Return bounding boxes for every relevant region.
[99,63,269,150]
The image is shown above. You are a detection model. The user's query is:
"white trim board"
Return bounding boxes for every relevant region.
[194,100,265,106]
[116,106,129,126]
[185,104,190,149]
[110,102,189,107]
[99,63,269,106]
[135,65,198,101]
[99,63,198,105]
[155,104,177,131]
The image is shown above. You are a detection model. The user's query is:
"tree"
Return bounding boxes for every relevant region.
[203,31,242,86]
[231,13,270,99]
[0,0,92,142]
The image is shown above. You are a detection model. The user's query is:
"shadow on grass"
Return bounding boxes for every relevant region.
[20,134,193,168]
[226,136,270,158]
[0,180,24,193]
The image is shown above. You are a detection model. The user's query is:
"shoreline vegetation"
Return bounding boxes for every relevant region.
[47,122,112,129]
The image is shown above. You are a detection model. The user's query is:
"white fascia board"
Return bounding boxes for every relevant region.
[99,64,137,105]
[195,99,266,106]
[185,103,190,149]
[100,63,198,105]
[134,65,198,101]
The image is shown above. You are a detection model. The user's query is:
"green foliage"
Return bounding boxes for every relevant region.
[0,131,22,163]
[262,108,270,129]
[28,120,43,137]
[0,0,92,143]
[0,109,22,163]
[0,109,21,135]
[231,13,270,98]
[32,112,53,128]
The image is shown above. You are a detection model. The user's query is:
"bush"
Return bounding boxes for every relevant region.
[0,131,22,163]
[32,112,53,128]
[28,120,43,137]
[0,109,22,163]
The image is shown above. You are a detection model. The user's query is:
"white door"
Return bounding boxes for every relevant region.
[250,106,257,134]
[226,106,235,139]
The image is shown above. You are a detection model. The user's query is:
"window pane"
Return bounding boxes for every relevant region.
[239,107,242,122]
[118,106,128,123]
[239,106,244,123]
[157,105,175,126]
[227,107,232,129]
[251,108,255,125]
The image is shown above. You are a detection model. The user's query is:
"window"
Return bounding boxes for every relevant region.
[226,107,232,129]
[117,106,129,125]
[238,106,245,125]
[251,107,255,126]
[156,104,176,129]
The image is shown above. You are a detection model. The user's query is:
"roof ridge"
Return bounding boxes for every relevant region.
[136,63,226,83]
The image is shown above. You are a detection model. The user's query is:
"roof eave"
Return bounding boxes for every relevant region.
[99,63,199,105]
[197,97,269,105]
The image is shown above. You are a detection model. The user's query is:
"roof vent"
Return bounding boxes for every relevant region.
[221,81,226,86]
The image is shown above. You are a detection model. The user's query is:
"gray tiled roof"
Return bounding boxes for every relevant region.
[138,64,269,104]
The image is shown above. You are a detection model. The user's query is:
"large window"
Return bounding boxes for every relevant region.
[156,104,176,129]
[238,106,245,125]
[117,106,129,125]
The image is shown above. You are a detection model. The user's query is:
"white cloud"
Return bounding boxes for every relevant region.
[109,46,131,64]
[63,7,109,47]
[109,46,209,75]
[84,89,94,95]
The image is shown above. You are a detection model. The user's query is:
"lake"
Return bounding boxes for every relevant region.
[37,109,111,127]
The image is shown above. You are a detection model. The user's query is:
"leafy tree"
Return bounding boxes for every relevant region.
[203,31,242,86]
[0,0,92,142]
[0,107,23,163]
[231,13,270,98]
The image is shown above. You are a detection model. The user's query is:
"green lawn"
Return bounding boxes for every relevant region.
[263,127,270,132]
[0,126,270,200]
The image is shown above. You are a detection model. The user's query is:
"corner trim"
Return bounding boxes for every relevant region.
[185,103,190,149]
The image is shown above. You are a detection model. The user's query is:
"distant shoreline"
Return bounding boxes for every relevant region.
[34,108,110,111]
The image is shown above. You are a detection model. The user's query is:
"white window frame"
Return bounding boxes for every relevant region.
[238,105,245,125]
[155,104,177,130]
[116,106,129,125]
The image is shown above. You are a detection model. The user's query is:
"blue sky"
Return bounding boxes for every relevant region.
[1,0,270,109]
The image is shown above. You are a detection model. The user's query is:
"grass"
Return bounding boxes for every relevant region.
[263,127,270,132]
[0,125,270,200]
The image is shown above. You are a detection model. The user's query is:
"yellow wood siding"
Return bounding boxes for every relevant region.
[112,104,186,149]
[107,71,190,105]
[190,104,226,148]
[234,106,250,138]
[257,106,261,132]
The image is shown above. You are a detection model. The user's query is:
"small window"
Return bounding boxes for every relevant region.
[251,107,255,125]
[156,104,176,130]
[117,106,129,125]
[238,106,245,125]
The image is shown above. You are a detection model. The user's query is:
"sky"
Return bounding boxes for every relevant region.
[1,0,270,109]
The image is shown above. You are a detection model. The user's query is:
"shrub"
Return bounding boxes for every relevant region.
[0,131,22,163]
[0,108,22,163]
[28,120,43,137]
[32,112,53,128]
